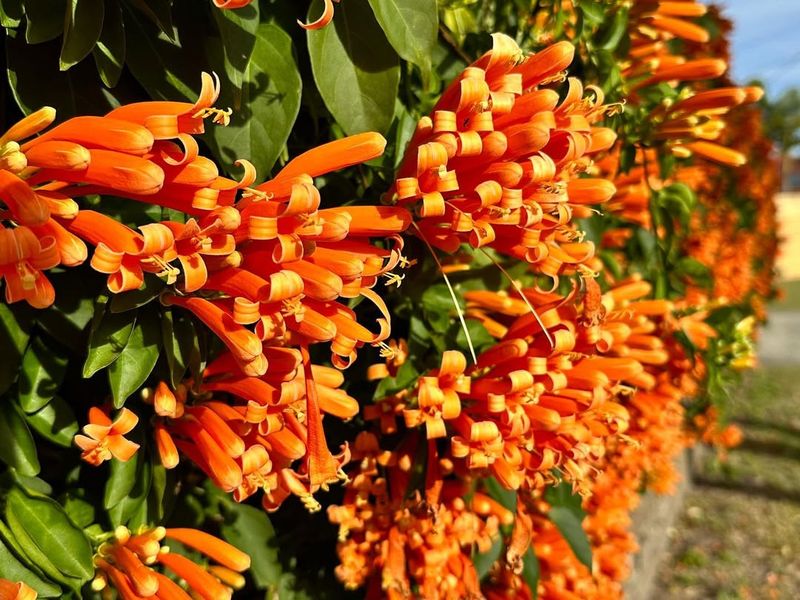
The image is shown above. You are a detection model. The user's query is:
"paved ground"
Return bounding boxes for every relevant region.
[657,311,800,600]
[758,312,800,364]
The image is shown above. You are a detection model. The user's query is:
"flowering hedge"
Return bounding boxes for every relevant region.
[0,1,778,599]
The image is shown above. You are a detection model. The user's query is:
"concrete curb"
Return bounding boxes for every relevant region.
[622,451,692,600]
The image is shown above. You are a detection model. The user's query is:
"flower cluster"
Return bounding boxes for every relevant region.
[0,1,779,599]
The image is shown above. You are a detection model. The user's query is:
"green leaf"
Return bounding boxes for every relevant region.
[109,275,165,313]
[62,494,96,529]
[107,459,151,527]
[577,0,604,25]
[5,486,94,581]
[6,28,120,118]
[0,302,32,395]
[422,283,460,333]
[373,360,420,400]
[92,0,126,87]
[0,535,61,598]
[60,0,104,70]
[598,7,629,51]
[104,450,140,509]
[146,463,171,523]
[208,21,302,178]
[83,298,135,378]
[0,400,40,476]
[307,0,400,135]
[455,319,494,354]
[108,308,160,407]
[127,0,173,38]
[24,396,79,447]
[676,257,711,279]
[544,479,585,520]
[521,548,540,599]
[367,0,437,78]
[0,0,24,27]
[161,309,194,388]
[473,536,503,580]
[18,337,69,414]
[483,476,517,513]
[441,7,477,44]
[23,0,67,43]
[210,0,259,92]
[12,474,52,497]
[121,3,197,102]
[548,506,592,571]
[219,501,283,589]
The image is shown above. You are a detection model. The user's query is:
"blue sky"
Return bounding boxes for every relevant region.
[713,0,800,97]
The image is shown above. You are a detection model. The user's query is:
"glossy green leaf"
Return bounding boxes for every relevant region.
[0,0,24,27]
[146,463,171,524]
[0,401,40,476]
[0,302,31,395]
[483,476,517,513]
[208,21,302,178]
[6,29,120,118]
[23,0,66,43]
[441,7,477,44]
[61,494,96,529]
[577,0,604,25]
[12,474,52,497]
[219,501,282,589]
[367,0,437,77]
[122,3,198,102]
[109,275,165,313]
[307,0,400,135]
[211,0,259,92]
[521,548,540,599]
[104,450,140,509]
[60,0,104,70]
[0,536,61,598]
[83,298,135,378]
[422,283,460,333]
[108,308,160,407]
[93,0,126,87]
[6,486,94,581]
[373,360,419,400]
[18,337,69,414]
[24,396,79,447]
[548,506,592,571]
[127,0,173,38]
[473,536,503,580]
[35,272,97,352]
[161,309,195,388]
[544,480,585,520]
[107,455,151,527]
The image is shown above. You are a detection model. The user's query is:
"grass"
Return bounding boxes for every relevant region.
[657,366,800,599]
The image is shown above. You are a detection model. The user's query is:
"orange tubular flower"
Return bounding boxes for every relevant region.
[213,0,253,7]
[165,529,251,572]
[0,225,59,308]
[299,0,340,30]
[391,34,614,279]
[162,294,266,376]
[106,73,230,139]
[0,581,36,600]
[163,206,240,292]
[74,407,140,466]
[94,526,249,600]
[63,210,178,293]
[0,579,37,600]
